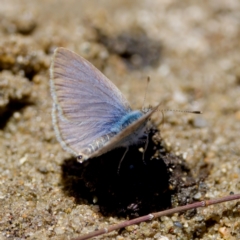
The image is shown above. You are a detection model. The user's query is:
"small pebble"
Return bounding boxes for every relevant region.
[174,221,183,228]
[193,117,208,128]
[193,192,202,200]
[93,196,98,204]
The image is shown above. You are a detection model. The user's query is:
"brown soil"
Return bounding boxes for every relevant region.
[0,1,239,239]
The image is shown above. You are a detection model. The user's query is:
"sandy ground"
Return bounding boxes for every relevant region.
[0,0,240,239]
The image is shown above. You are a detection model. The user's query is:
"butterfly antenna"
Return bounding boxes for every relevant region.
[158,109,202,114]
[142,76,150,111]
[155,108,200,128]
[117,147,129,175]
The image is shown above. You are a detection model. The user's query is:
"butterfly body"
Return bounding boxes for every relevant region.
[110,110,143,133]
[50,48,159,162]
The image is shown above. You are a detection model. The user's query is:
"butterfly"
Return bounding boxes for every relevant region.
[50,47,160,163]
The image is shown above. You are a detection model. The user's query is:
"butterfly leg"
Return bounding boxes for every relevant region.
[117,147,129,174]
[142,133,149,165]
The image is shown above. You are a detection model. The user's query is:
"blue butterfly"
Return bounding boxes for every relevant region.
[50,48,159,163]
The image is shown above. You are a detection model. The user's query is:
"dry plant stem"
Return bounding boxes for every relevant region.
[72,193,240,240]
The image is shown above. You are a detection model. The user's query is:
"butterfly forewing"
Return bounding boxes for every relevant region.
[50,48,131,158]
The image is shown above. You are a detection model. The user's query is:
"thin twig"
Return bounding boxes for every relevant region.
[71,193,240,240]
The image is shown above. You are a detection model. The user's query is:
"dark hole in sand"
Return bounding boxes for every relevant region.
[0,100,33,129]
[0,64,38,81]
[61,128,209,218]
[96,28,162,70]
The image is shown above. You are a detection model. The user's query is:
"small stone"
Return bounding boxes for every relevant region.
[174,221,183,228]
[19,154,28,165]
[93,196,98,204]
[80,42,91,55]
[151,221,160,229]
[99,50,109,60]
[13,112,21,120]
[173,91,187,104]
[218,227,229,237]
[38,167,48,174]
[235,111,240,120]
[154,233,169,240]
[116,236,125,240]
[193,192,202,200]
[54,226,65,235]
[193,117,208,128]
[125,225,138,232]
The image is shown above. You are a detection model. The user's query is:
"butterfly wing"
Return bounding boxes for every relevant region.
[50,47,131,158]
